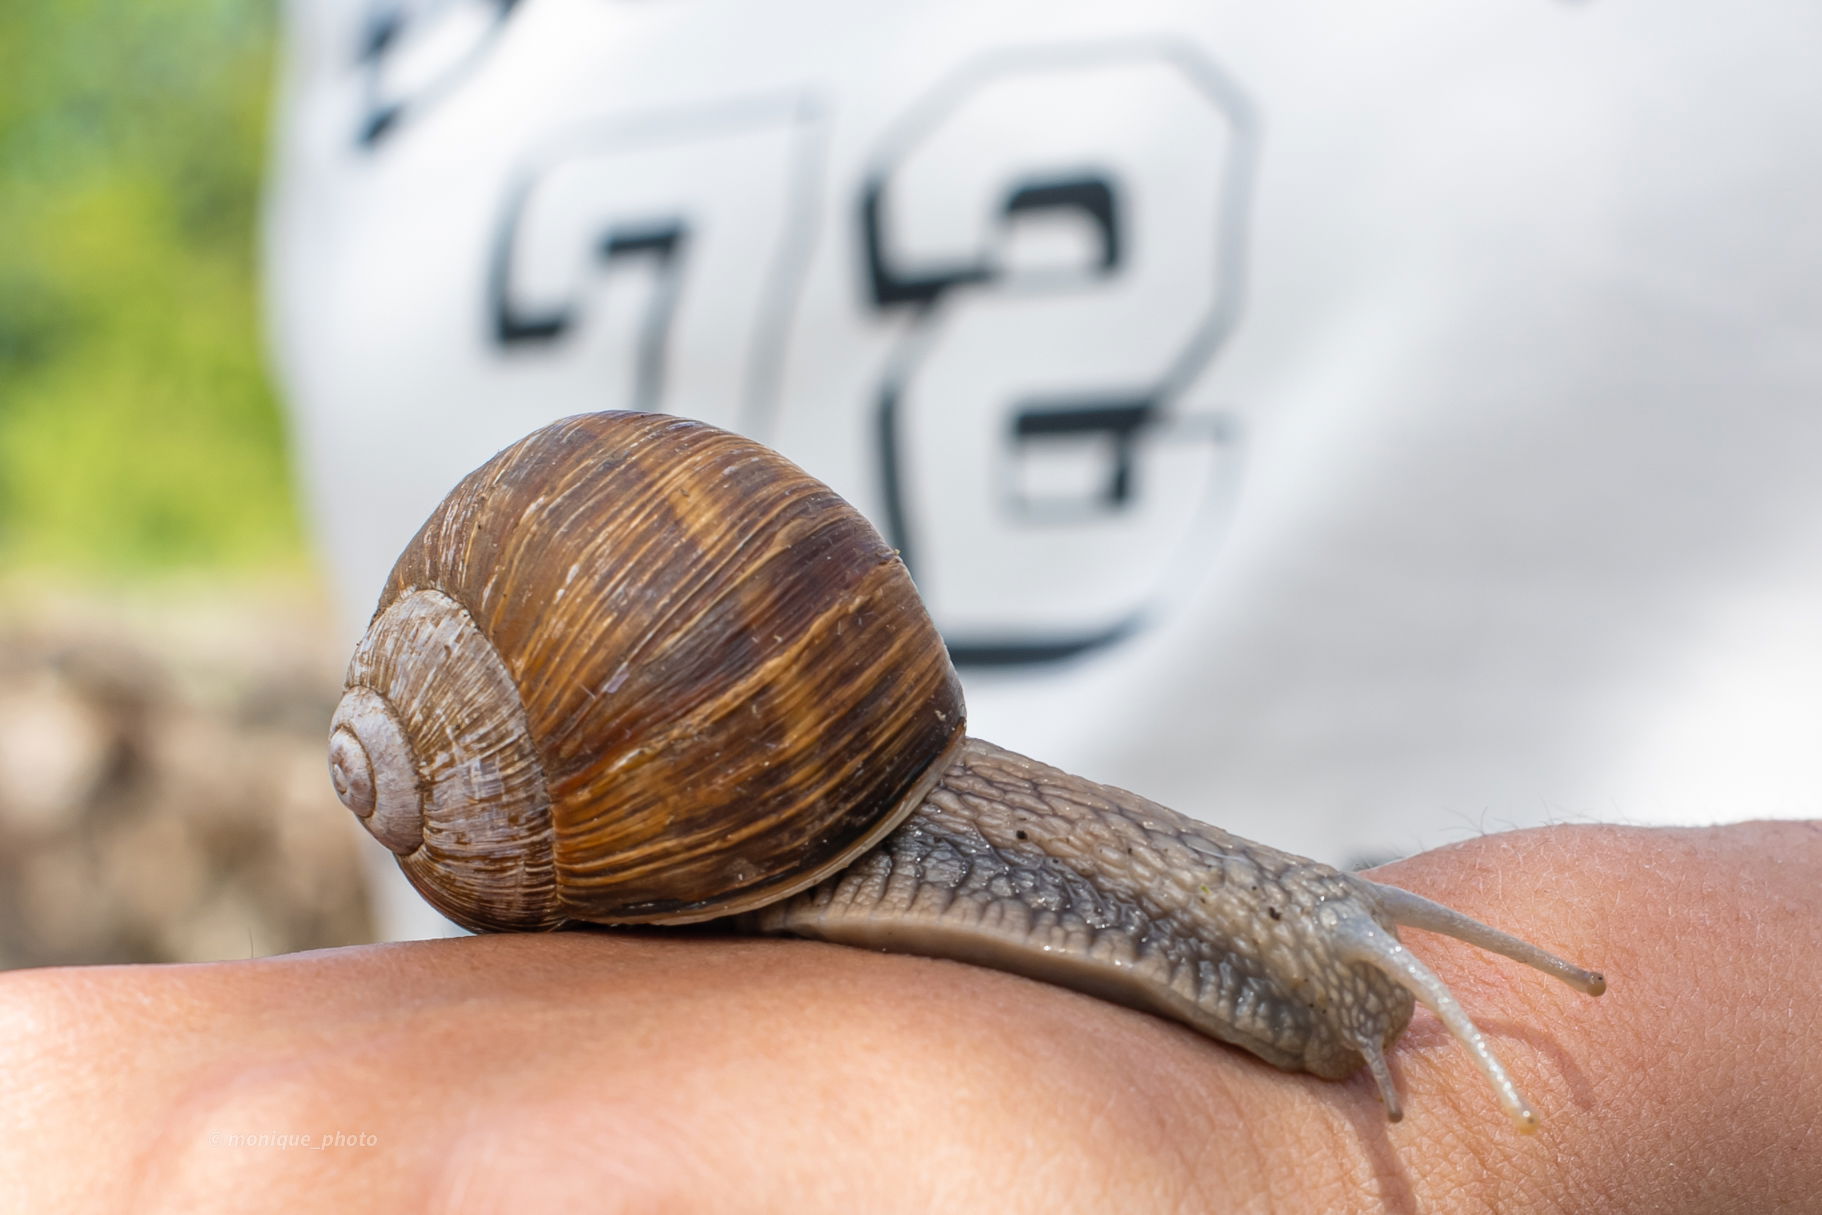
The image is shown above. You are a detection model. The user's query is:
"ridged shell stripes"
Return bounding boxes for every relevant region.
[362,412,966,928]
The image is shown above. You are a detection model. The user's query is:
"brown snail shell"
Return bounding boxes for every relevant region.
[329,412,964,931]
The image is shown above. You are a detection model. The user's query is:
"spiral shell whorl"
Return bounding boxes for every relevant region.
[327,688,421,853]
[333,587,559,931]
[362,412,966,929]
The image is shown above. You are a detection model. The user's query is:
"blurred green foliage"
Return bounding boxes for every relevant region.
[0,0,304,576]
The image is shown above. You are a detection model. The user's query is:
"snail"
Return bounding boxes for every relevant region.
[327,410,1604,1131]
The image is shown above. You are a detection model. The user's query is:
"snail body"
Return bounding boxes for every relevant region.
[329,411,1603,1129]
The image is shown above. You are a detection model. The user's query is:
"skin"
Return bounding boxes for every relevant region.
[0,820,1817,1214]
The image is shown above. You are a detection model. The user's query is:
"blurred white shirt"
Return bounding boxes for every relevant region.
[266,0,1822,939]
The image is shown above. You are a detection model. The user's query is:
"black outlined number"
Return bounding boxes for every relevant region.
[863,45,1256,666]
[486,102,822,430]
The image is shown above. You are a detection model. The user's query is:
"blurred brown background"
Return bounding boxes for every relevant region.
[0,1,373,966]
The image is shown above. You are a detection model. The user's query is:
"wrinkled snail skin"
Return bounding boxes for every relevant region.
[750,737,1417,1082]
[752,737,1603,1130]
[328,410,1605,1132]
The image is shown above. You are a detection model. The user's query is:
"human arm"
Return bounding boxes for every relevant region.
[1,821,1815,1213]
